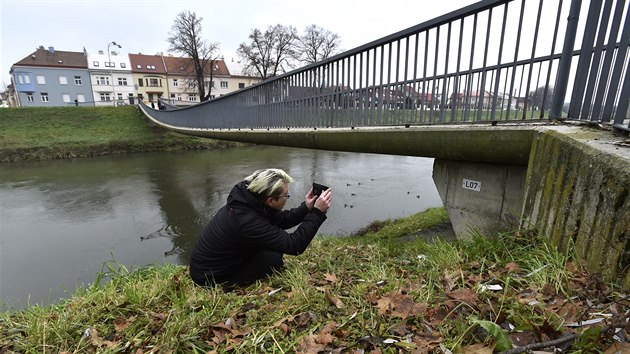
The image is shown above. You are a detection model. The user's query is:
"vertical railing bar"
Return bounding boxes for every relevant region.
[359,51,364,126]
[387,42,393,125]
[507,0,526,121]
[465,14,479,122]
[522,0,544,120]
[501,67,511,119]
[440,22,452,123]
[613,52,630,127]
[342,57,347,127]
[541,0,564,120]
[371,48,377,125]
[344,57,354,127]
[477,7,493,122]
[413,33,420,124]
[327,62,333,127]
[517,65,526,118]
[532,61,543,118]
[604,1,630,122]
[422,32,429,123]
[353,54,357,127]
[379,45,385,125]
[552,0,583,118]
[491,3,509,121]
[430,26,440,123]
[395,39,401,124]
[404,36,410,124]
[592,0,626,122]
[452,18,465,122]
[335,60,341,127]
[582,0,613,122]
[567,0,602,119]
[365,49,370,125]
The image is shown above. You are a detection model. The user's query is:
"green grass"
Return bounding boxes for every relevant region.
[0,106,245,162]
[1,208,626,353]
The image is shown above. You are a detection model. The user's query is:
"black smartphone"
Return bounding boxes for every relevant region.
[312,182,329,197]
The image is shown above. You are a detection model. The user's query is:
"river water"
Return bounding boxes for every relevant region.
[0,146,441,309]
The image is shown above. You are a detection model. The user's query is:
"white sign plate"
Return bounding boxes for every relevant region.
[462,178,481,192]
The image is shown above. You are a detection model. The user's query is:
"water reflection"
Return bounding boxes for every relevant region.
[0,146,441,309]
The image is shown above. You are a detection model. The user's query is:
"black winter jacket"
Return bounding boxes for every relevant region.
[189,181,327,284]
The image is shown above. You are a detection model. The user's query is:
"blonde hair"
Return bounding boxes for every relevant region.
[245,168,294,197]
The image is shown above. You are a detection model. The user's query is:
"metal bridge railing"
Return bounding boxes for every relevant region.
[145,0,630,132]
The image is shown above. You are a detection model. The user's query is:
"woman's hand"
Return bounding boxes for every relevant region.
[305,188,317,210]
[314,188,332,213]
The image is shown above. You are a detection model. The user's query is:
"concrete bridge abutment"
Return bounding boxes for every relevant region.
[432,159,527,238]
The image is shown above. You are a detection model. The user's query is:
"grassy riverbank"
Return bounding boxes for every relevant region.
[0,106,245,162]
[1,207,627,353]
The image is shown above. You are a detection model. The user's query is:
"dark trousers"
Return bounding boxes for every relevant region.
[193,250,284,287]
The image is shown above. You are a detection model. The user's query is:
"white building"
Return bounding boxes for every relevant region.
[87,46,135,106]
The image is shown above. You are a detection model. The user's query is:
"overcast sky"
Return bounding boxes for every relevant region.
[1,0,478,87]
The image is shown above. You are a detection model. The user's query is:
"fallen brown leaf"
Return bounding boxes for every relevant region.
[446,288,478,307]
[325,287,346,309]
[324,273,339,283]
[460,342,495,353]
[505,262,521,273]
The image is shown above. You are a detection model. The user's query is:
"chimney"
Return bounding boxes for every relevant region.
[48,46,55,54]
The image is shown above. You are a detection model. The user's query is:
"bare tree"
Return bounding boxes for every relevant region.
[167,10,220,101]
[297,25,341,65]
[237,24,298,80]
[529,85,554,111]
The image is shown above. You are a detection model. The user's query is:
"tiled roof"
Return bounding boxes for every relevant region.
[13,47,87,69]
[129,54,167,74]
[162,55,231,76]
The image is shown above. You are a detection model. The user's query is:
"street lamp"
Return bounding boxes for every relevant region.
[107,41,122,106]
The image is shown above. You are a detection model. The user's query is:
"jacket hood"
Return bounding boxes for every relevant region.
[227,180,275,216]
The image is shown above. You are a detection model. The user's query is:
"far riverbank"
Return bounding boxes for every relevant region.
[0,106,246,162]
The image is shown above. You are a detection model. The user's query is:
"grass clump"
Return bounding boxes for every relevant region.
[1,208,627,353]
[0,106,245,162]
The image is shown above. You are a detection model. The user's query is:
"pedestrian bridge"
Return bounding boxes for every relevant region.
[140,0,630,285]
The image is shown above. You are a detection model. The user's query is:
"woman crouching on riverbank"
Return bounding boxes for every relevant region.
[189,168,332,286]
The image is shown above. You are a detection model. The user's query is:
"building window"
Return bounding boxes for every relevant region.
[136,64,142,69]
[220,81,228,88]
[188,95,197,102]
[93,61,100,67]
[100,93,111,101]
[210,95,215,99]
[172,79,178,87]
[41,92,49,102]
[77,94,85,102]
[36,75,46,84]
[74,76,82,85]
[117,93,123,101]
[26,93,34,102]
[62,94,71,103]
[96,76,110,85]
[59,76,68,85]
[118,77,127,86]
[120,63,126,68]
[148,78,160,87]
[137,78,144,87]
[239,82,245,89]
[176,94,182,101]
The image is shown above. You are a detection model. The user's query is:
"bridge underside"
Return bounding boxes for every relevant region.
[150,123,537,165]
